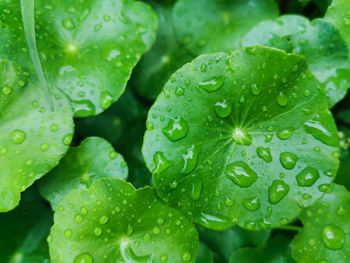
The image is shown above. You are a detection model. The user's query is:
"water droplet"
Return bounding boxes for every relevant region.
[296,167,319,187]
[99,215,109,225]
[276,92,288,107]
[182,145,199,174]
[40,143,50,152]
[9,130,26,144]
[64,229,72,238]
[225,161,258,187]
[152,152,173,174]
[94,227,103,236]
[100,91,113,110]
[232,128,252,145]
[322,225,346,250]
[162,117,189,141]
[269,180,289,204]
[214,100,232,118]
[182,252,191,262]
[63,134,73,145]
[74,253,93,263]
[62,18,75,30]
[277,127,294,140]
[251,84,261,96]
[243,197,260,211]
[304,114,337,147]
[225,196,234,207]
[280,152,298,170]
[160,254,168,262]
[199,76,225,92]
[74,214,83,223]
[190,176,202,201]
[257,147,272,162]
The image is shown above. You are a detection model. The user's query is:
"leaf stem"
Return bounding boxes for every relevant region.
[21,0,54,111]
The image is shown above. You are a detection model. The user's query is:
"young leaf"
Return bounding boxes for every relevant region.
[196,242,214,263]
[242,15,350,107]
[172,0,279,55]
[292,184,350,262]
[0,0,157,117]
[0,59,74,212]
[0,187,52,263]
[142,46,339,230]
[49,178,199,263]
[229,234,295,263]
[132,2,193,100]
[39,137,128,210]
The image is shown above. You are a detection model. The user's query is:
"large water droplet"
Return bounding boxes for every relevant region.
[198,76,225,92]
[251,84,261,96]
[280,152,298,170]
[322,225,346,250]
[152,152,173,174]
[74,253,93,263]
[214,99,232,118]
[225,161,258,187]
[162,117,189,141]
[190,176,202,201]
[182,145,199,174]
[269,180,289,204]
[232,128,252,145]
[304,113,337,147]
[296,167,319,187]
[257,147,272,163]
[277,127,294,140]
[243,197,260,211]
[276,92,288,107]
[9,130,26,144]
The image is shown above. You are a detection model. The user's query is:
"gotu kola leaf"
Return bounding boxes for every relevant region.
[49,178,199,263]
[0,0,157,117]
[242,15,350,107]
[142,46,340,231]
[0,59,74,212]
[39,137,128,210]
[172,0,279,55]
[292,184,350,262]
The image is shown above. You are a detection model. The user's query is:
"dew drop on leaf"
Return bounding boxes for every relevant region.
[322,225,346,250]
[225,161,258,187]
[280,152,298,170]
[276,92,288,107]
[9,129,26,144]
[269,180,289,204]
[152,152,173,174]
[62,18,75,31]
[182,145,199,174]
[251,83,261,96]
[296,167,320,187]
[242,196,260,211]
[162,117,189,141]
[99,215,109,225]
[304,114,337,146]
[198,76,225,92]
[276,127,294,140]
[94,227,103,236]
[214,99,232,118]
[256,146,272,162]
[74,253,93,263]
[190,176,202,201]
[100,91,113,110]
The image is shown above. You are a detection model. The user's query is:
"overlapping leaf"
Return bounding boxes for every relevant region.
[49,178,199,263]
[39,137,128,210]
[143,46,339,230]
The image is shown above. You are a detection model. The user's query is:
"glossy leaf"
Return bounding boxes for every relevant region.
[0,0,157,117]
[132,2,193,100]
[49,178,199,263]
[196,243,214,263]
[242,15,350,107]
[229,234,295,263]
[143,46,339,230]
[172,0,279,55]
[39,137,128,210]
[292,184,350,262]
[0,187,52,263]
[0,59,74,212]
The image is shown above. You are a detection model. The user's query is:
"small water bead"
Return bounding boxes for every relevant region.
[40,143,50,152]
[269,180,289,204]
[74,253,93,263]
[276,92,288,107]
[50,124,59,132]
[9,130,26,144]
[182,252,191,262]
[296,167,319,187]
[190,176,202,201]
[160,254,168,262]
[225,196,234,207]
[182,145,199,174]
[94,227,103,236]
[64,229,72,238]
[2,86,11,95]
[152,152,173,174]
[63,134,73,145]
[232,128,252,146]
[62,18,75,30]
[318,184,332,193]
[251,84,261,96]
[322,225,346,250]
[225,161,258,187]
[198,76,225,92]
[162,117,189,141]
[74,214,83,223]
[243,197,260,211]
[256,147,272,163]
[100,91,113,110]
[109,151,117,160]
[276,127,294,140]
[99,215,109,225]
[280,152,298,170]
[214,100,232,118]
[175,86,185,96]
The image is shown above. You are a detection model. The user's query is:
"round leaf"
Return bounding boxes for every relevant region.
[142,46,340,231]
[242,15,350,107]
[0,59,74,212]
[172,0,279,55]
[292,184,350,262]
[39,137,128,210]
[132,2,193,100]
[0,0,157,117]
[49,178,199,263]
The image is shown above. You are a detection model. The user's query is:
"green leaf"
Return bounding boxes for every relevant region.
[199,226,271,261]
[335,154,350,190]
[242,15,350,107]
[132,2,193,100]
[39,137,128,210]
[76,88,152,188]
[0,187,52,263]
[196,243,214,263]
[292,184,350,262]
[229,234,295,263]
[0,59,74,212]
[326,0,350,61]
[49,178,199,263]
[0,0,157,117]
[142,46,340,231]
[172,0,279,55]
